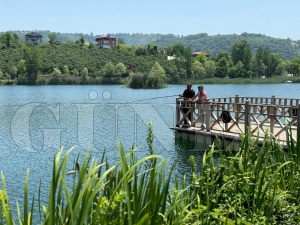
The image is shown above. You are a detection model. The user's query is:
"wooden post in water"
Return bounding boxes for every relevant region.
[245,100,250,133]
[205,98,210,132]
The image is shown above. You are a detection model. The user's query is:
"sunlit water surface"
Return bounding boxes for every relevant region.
[0,83,299,220]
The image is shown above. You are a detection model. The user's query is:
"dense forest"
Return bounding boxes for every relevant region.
[1,30,300,86]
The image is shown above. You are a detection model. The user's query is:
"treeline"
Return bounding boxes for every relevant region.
[0,31,300,86]
[4,30,300,60]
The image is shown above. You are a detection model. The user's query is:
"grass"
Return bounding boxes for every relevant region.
[1,123,300,224]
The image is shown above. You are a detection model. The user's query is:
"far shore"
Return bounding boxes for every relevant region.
[1,75,300,86]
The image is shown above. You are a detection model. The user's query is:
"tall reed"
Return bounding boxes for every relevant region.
[0,122,190,224]
[187,128,300,224]
[1,123,300,224]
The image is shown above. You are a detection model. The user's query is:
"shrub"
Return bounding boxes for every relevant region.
[127,72,166,89]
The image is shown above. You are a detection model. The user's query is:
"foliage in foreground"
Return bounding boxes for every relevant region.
[187,130,300,224]
[1,124,300,224]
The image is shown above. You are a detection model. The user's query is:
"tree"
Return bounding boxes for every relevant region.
[147,44,157,55]
[116,43,127,51]
[48,32,57,44]
[88,43,95,49]
[203,60,216,78]
[228,66,237,78]
[230,40,252,71]
[23,47,40,84]
[0,32,17,48]
[178,67,188,80]
[81,68,88,77]
[183,47,193,78]
[150,61,165,77]
[12,33,19,42]
[117,38,125,45]
[62,65,69,75]
[289,63,299,76]
[235,61,246,78]
[101,62,115,77]
[18,60,26,77]
[256,47,272,77]
[291,58,300,65]
[77,36,85,44]
[275,61,288,76]
[135,46,147,56]
[215,57,229,78]
[196,52,208,64]
[191,61,206,79]
[71,68,79,76]
[115,63,126,77]
[166,43,186,57]
[52,68,62,76]
[166,43,193,78]
[216,51,231,62]
[10,66,18,79]
[257,60,266,78]
[81,68,89,84]
[290,58,300,76]
[268,53,283,77]
[215,51,232,78]
[251,57,265,78]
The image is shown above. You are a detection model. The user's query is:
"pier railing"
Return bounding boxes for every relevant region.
[176,95,300,143]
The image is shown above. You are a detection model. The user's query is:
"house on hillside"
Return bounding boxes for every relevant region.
[192,51,209,58]
[95,35,116,49]
[25,32,43,45]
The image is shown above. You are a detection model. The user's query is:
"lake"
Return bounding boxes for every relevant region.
[1,83,300,215]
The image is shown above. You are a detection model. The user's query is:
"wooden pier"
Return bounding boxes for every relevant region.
[172,95,300,150]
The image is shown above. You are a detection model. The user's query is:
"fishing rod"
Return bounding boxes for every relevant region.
[124,94,179,104]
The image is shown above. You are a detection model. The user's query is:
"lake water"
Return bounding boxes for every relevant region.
[1,83,300,216]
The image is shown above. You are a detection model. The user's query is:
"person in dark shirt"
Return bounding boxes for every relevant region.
[179,83,195,125]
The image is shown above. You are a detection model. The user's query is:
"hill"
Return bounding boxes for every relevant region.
[4,30,300,60]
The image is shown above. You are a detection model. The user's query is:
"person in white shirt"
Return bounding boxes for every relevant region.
[191,86,208,129]
[192,85,208,103]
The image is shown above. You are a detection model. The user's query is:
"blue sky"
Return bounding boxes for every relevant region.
[1,0,300,40]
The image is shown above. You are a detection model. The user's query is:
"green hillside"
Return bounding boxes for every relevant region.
[4,30,300,60]
[1,31,300,86]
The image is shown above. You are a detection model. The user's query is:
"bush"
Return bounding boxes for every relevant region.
[127,72,166,89]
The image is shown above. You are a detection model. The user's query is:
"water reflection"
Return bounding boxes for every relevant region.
[174,138,210,177]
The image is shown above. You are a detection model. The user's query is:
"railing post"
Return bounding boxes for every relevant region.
[205,98,210,132]
[245,100,250,134]
[270,95,275,135]
[190,101,194,125]
[235,94,239,123]
[297,104,300,145]
[176,97,181,127]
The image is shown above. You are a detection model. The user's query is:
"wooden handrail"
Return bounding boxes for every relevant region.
[176,95,299,143]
